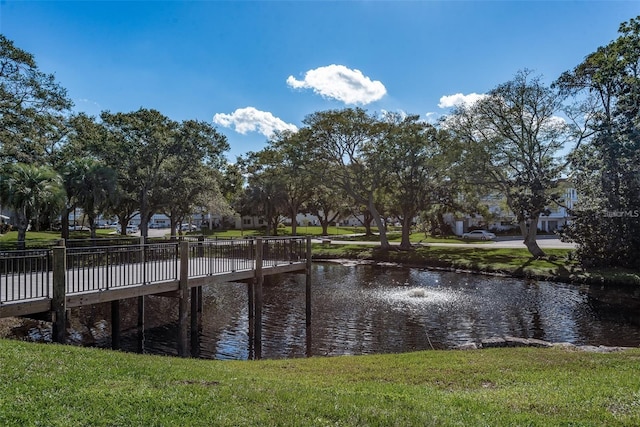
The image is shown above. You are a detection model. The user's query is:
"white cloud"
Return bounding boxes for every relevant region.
[380,109,408,121]
[549,115,568,126]
[287,64,386,105]
[213,107,298,137]
[438,93,487,109]
[425,112,440,124]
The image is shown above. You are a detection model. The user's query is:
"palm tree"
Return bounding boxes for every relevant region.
[62,159,116,238]
[0,163,65,249]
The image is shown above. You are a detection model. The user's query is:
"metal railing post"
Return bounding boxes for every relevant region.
[52,241,67,343]
[254,237,263,359]
[306,236,312,327]
[140,236,146,285]
[177,241,190,357]
[305,236,313,356]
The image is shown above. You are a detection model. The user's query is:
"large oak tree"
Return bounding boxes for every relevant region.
[303,108,393,249]
[446,70,582,258]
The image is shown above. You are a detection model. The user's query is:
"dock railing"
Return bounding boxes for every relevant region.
[0,249,52,302]
[0,236,312,352]
[66,242,180,294]
[1,236,309,304]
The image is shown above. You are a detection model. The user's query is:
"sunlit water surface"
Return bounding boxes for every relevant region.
[114,263,640,360]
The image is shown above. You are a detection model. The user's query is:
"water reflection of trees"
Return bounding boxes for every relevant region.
[65,264,640,359]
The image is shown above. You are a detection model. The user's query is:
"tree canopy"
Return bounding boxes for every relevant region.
[445,70,583,257]
[555,16,640,268]
[2,16,640,272]
[0,35,72,165]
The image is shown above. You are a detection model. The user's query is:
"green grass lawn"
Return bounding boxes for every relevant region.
[204,225,373,238]
[311,243,640,286]
[0,226,499,243]
[0,339,638,426]
[0,229,132,248]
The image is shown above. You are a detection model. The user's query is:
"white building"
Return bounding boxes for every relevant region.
[447,185,579,236]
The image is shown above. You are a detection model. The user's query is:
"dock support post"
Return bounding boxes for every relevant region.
[305,236,312,326]
[254,237,263,360]
[137,296,144,353]
[111,300,120,350]
[138,237,146,353]
[305,236,312,356]
[247,277,255,359]
[248,277,255,321]
[190,286,201,357]
[178,241,190,357]
[51,243,67,344]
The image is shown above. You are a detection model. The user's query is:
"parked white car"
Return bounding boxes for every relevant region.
[68,225,89,231]
[462,230,496,240]
[114,224,138,234]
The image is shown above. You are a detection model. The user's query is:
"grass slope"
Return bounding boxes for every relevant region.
[312,244,640,286]
[0,340,639,426]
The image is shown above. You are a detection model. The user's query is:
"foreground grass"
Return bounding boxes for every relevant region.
[0,339,638,426]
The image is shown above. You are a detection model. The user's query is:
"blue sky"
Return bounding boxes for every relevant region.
[1,1,638,161]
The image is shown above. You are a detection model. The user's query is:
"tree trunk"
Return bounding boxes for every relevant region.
[88,214,97,239]
[399,215,413,250]
[290,207,298,236]
[361,211,373,236]
[61,205,70,240]
[368,197,390,249]
[170,218,178,239]
[16,208,28,250]
[313,207,339,237]
[117,215,128,237]
[140,190,149,239]
[320,219,329,236]
[519,218,546,258]
[363,218,372,236]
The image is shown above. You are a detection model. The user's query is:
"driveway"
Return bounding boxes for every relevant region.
[147,227,172,238]
[116,228,171,238]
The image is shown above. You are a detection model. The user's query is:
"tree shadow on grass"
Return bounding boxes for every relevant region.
[370,246,579,281]
[547,259,574,279]
[512,258,535,277]
[512,256,576,280]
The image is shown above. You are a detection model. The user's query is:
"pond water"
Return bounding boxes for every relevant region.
[112,262,640,360]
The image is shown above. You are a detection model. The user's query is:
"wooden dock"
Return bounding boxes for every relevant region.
[0,236,311,358]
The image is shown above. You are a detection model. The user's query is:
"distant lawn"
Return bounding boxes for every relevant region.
[312,244,575,272]
[202,226,374,238]
[0,230,61,242]
[201,228,262,238]
[0,229,136,249]
[0,230,62,248]
[311,244,640,286]
[0,226,478,244]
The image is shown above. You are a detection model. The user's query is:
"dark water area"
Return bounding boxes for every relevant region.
[107,262,640,360]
